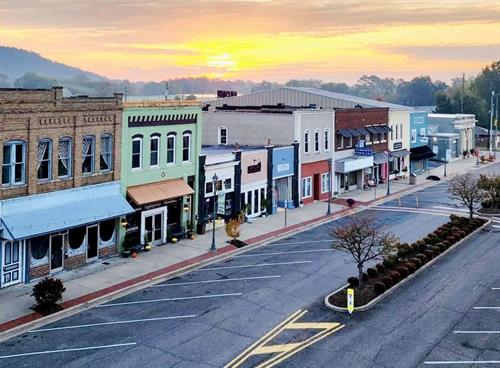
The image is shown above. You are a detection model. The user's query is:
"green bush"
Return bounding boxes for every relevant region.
[405,262,417,273]
[388,270,401,283]
[383,256,398,269]
[409,257,422,268]
[375,263,386,274]
[31,277,66,308]
[430,245,441,254]
[381,276,393,288]
[416,253,428,264]
[347,277,359,288]
[374,282,386,295]
[424,249,435,259]
[395,266,409,278]
[367,267,378,278]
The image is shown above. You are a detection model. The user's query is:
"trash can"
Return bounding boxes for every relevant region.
[409,173,417,185]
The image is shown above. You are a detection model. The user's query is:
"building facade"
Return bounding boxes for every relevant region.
[388,110,411,176]
[120,102,202,247]
[409,111,435,174]
[0,87,132,288]
[428,113,476,157]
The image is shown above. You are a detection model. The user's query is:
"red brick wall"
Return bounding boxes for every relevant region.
[99,245,117,259]
[301,161,330,204]
[64,254,86,270]
[30,264,49,280]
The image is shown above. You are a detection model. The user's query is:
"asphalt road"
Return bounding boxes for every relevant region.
[0,163,498,368]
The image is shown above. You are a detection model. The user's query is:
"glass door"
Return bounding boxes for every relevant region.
[144,212,164,245]
[50,234,64,272]
[87,225,99,261]
[2,241,22,287]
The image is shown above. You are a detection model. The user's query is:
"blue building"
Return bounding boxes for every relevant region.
[269,144,299,211]
[409,112,435,174]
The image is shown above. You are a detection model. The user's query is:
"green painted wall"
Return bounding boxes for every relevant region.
[118,105,202,249]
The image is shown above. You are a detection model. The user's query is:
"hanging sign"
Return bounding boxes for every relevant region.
[217,189,226,215]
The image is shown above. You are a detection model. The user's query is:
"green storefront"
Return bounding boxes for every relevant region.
[119,102,202,249]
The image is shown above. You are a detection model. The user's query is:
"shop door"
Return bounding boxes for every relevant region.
[50,235,64,272]
[87,225,99,261]
[2,241,22,287]
[145,213,164,245]
[313,174,320,200]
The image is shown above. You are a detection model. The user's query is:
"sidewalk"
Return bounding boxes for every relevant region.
[0,156,496,335]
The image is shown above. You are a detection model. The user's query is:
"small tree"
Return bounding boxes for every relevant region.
[478,174,500,209]
[447,172,485,219]
[330,216,397,287]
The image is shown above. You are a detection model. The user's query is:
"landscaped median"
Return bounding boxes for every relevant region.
[325,215,490,313]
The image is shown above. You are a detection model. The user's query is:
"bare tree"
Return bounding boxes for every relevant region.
[447,172,485,219]
[477,173,500,210]
[331,216,397,287]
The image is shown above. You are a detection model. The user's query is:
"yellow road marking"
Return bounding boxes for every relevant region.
[224,310,344,368]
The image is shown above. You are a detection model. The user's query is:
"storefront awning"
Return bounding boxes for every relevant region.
[373,152,391,165]
[410,145,436,161]
[355,127,369,136]
[338,128,353,138]
[335,155,374,174]
[127,178,194,206]
[347,128,362,136]
[391,149,410,158]
[377,125,392,133]
[1,181,134,240]
[366,126,380,135]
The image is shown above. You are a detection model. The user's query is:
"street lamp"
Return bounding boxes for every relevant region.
[444,141,448,177]
[327,158,332,215]
[210,173,218,252]
[386,152,393,196]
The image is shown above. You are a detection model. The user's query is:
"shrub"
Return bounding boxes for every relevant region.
[424,249,435,259]
[362,272,369,282]
[415,241,426,252]
[457,230,466,238]
[436,242,447,251]
[405,262,417,273]
[347,277,359,288]
[409,257,422,268]
[397,247,409,258]
[374,282,386,295]
[395,266,409,278]
[383,256,398,269]
[31,277,66,308]
[416,253,428,264]
[346,198,355,207]
[381,276,393,288]
[430,245,441,255]
[367,267,378,278]
[376,263,386,274]
[388,270,401,283]
[442,240,451,248]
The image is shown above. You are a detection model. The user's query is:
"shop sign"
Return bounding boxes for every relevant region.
[125,225,139,235]
[217,189,226,215]
[393,142,403,150]
[277,163,290,172]
[354,140,374,156]
[144,202,163,210]
[247,162,261,174]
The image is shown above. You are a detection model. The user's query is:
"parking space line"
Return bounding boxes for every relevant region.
[234,249,330,257]
[29,315,197,332]
[97,293,243,307]
[492,225,500,229]
[0,342,137,359]
[152,275,281,287]
[424,361,500,365]
[198,261,312,272]
[432,206,468,213]
[454,330,500,334]
[270,240,331,246]
[473,306,500,310]
[492,287,500,290]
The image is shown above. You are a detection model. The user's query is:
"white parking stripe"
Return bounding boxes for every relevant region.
[234,249,330,257]
[432,206,468,213]
[492,225,500,229]
[198,261,312,271]
[474,306,500,310]
[492,287,500,290]
[270,239,331,246]
[97,293,242,307]
[29,315,197,332]
[424,361,500,365]
[454,330,500,334]
[0,342,137,359]
[152,275,281,287]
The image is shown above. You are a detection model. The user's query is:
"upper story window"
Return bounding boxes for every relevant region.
[218,127,227,145]
[336,134,343,149]
[37,138,52,181]
[182,132,191,163]
[304,130,310,154]
[419,127,426,138]
[167,133,176,165]
[365,133,371,143]
[400,124,403,139]
[100,134,113,172]
[131,135,142,170]
[58,137,72,178]
[314,130,320,152]
[324,129,330,151]
[346,135,353,148]
[150,134,160,168]
[2,141,26,186]
[82,136,95,175]
[394,125,398,140]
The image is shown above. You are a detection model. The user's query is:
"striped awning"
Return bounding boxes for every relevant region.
[338,128,353,138]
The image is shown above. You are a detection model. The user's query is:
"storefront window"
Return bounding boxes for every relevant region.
[224,178,232,190]
[68,226,86,249]
[206,182,213,194]
[37,139,52,180]
[31,235,49,260]
[99,219,115,242]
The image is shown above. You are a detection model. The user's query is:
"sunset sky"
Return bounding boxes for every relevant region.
[0,0,499,83]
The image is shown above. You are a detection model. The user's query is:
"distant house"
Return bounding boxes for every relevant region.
[475,126,500,149]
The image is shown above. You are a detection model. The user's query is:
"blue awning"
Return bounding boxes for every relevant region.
[1,181,134,240]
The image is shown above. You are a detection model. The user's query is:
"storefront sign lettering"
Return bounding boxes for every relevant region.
[247,162,261,174]
[125,225,139,234]
[217,190,226,215]
[393,142,403,150]
[277,163,290,172]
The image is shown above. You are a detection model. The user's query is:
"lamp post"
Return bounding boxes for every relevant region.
[444,141,448,177]
[386,152,392,196]
[210,173,218,252]
[327,158,332,215]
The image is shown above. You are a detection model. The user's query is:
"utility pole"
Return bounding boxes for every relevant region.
[495,94,499,157]
[489,90,495,155]
[461,73,465,114]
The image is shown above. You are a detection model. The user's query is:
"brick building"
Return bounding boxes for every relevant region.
[0,87,133,288]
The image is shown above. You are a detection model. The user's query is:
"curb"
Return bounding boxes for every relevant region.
[324,219,492,313]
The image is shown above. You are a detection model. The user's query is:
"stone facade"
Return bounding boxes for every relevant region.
[99,244,117,259]
[0,87,123,199]
[29,263,50,280]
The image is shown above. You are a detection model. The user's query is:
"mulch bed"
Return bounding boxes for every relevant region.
[31,303,64,316]
[329,285,376,308]
[227,239,248,248]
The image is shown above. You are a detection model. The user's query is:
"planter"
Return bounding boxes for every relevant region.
[121,250,131,258]
[325,218,491,313]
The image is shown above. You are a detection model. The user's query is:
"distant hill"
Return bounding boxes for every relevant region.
[0,46,105,82]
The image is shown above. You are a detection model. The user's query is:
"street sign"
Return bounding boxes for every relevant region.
[217,189,226,215]
[347,288,354,314]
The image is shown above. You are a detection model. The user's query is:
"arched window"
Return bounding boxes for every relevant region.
[304,130,310,154]
[218,127,227,145]
[131,135,143,170]
[150,134,160,167]
[58,137,72,178]
[166,133,176,164]
[37,138,52,180]
[82,135,95,174]
[182,132,191,162]
[324,129,330,151]
[314,130,320,152]
[100,134,113,172]
[2,140,26,186]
